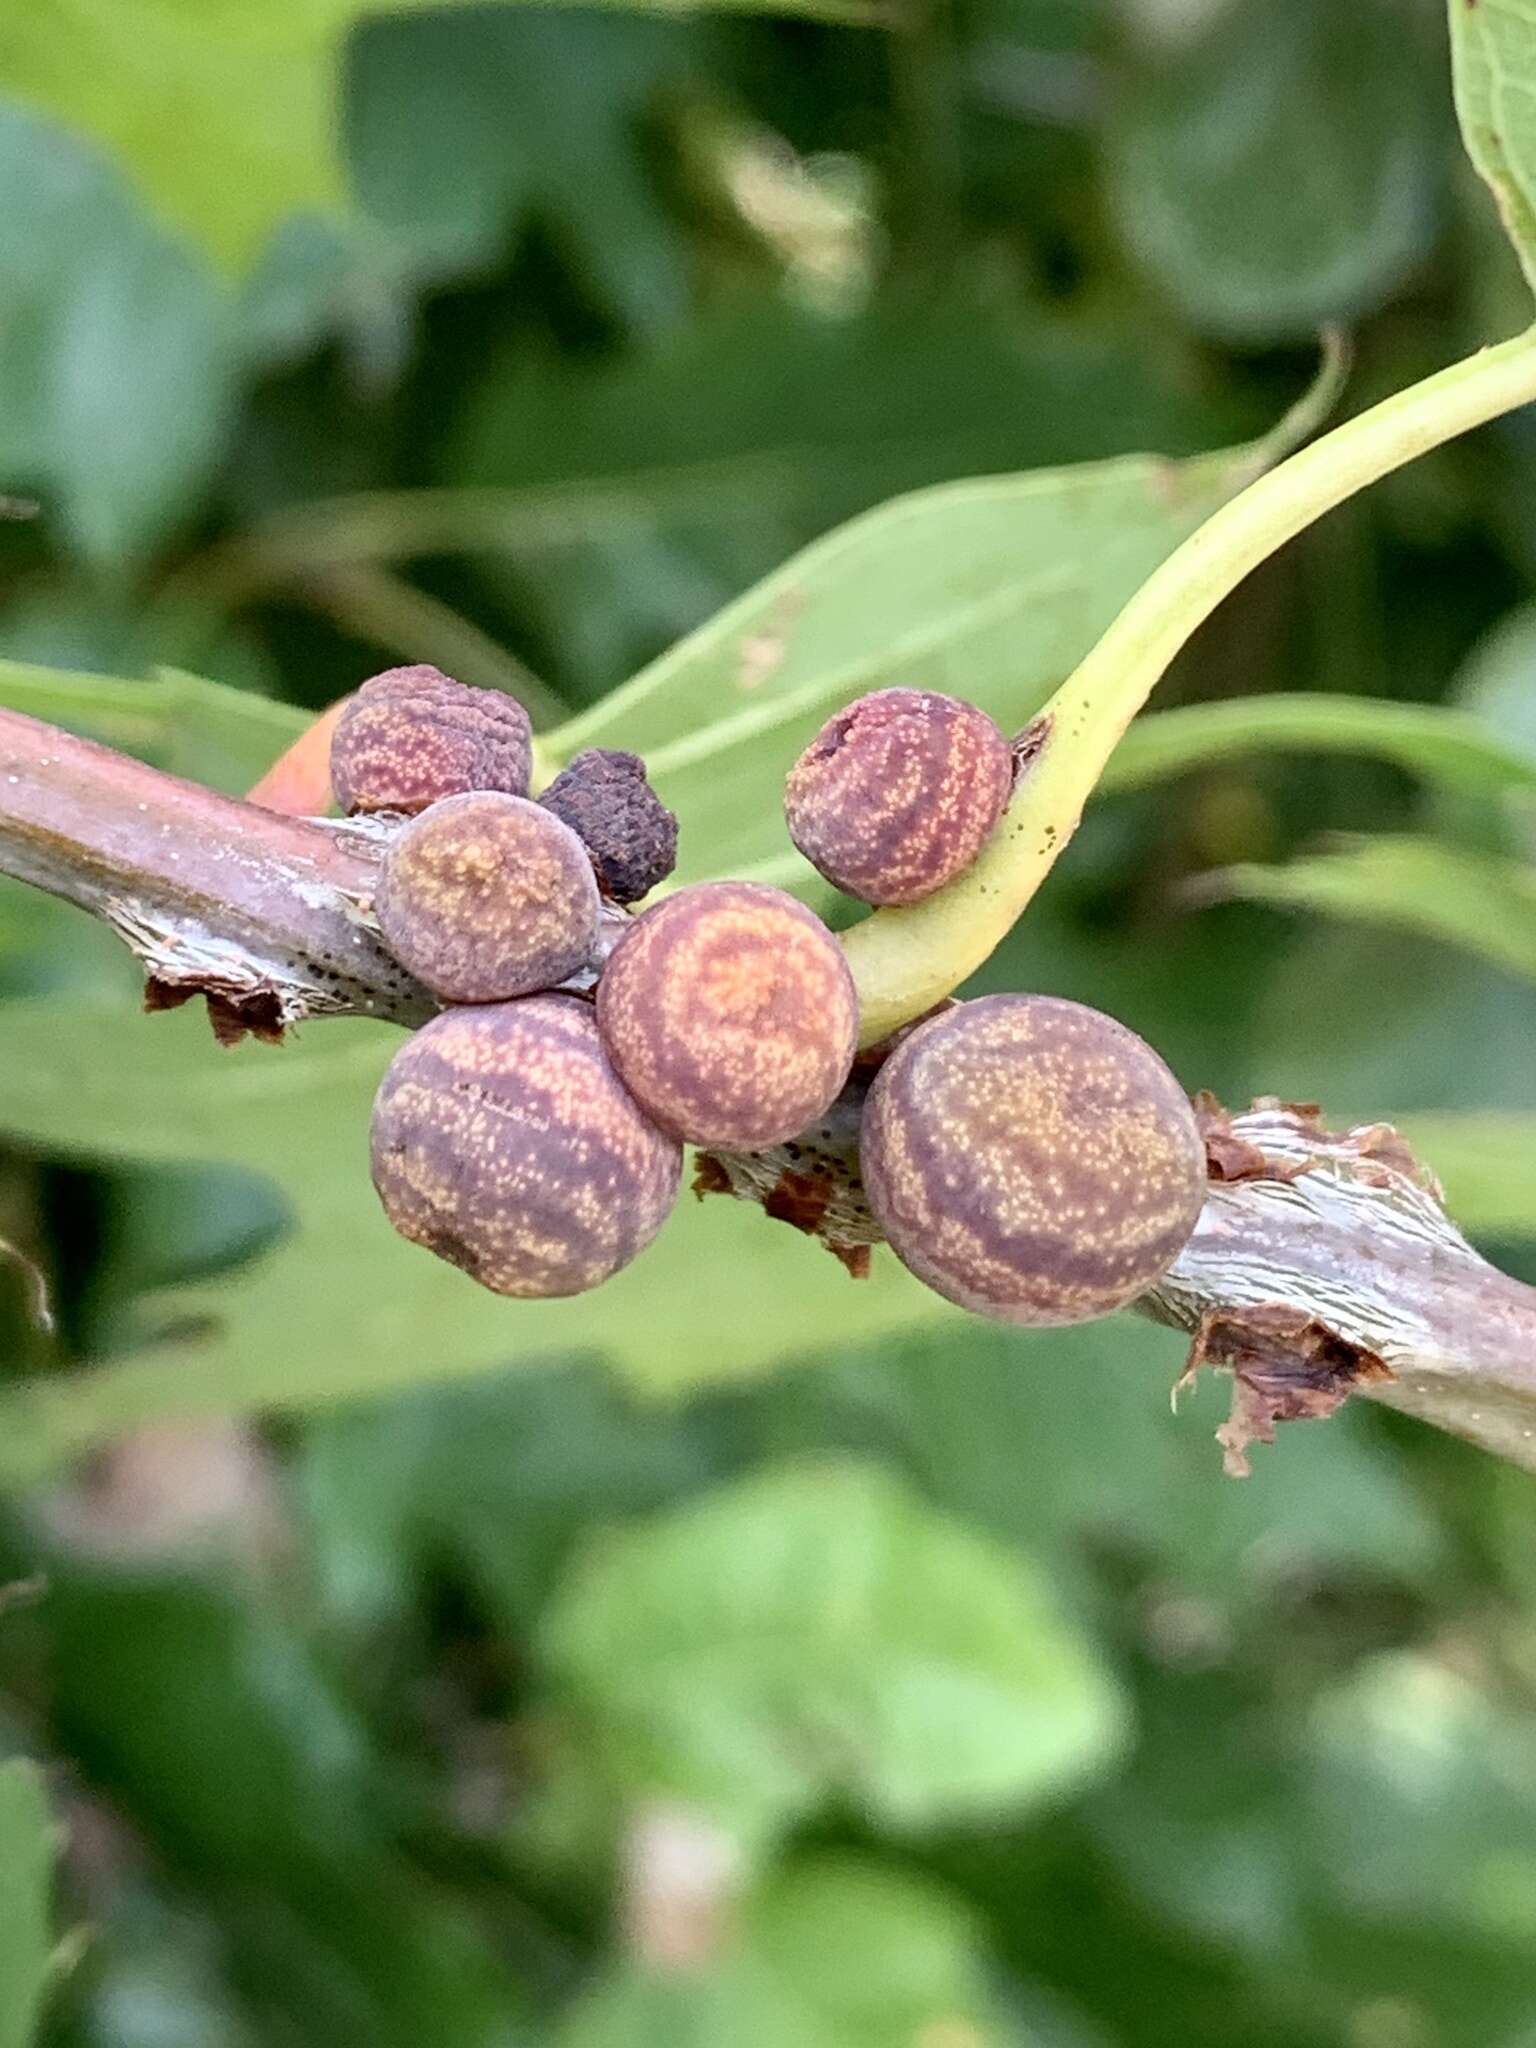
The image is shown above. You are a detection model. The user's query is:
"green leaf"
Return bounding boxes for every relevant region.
[0,1,484,277]
[1306,1651,1536,1943]
[0,584,280,706]
[1250,925,1536,1197]
[559,1962,812,2048]
[1100,1649,1536,1990]
[0,406,1289,1481]
[0,101,232,565]
[1397,1112,1536,1237]
[742,1857,1004,2048]
[297,1308,1442,1681]
[451,291,1253,706]
[346,10,694,326]
[560,1855,1008,2048]
[549,443,1263,885]
[806,1323,1443,1612]
[1108,0,1437,340]
[0,0,869,278]
[0,660,305,791]
[540,1459,1126,1847]
[1104,692,1536,805]
[297,1360,726,1636]
[1451,0,1536,297]
[24,1559,535,2046]
[81,1162,291,1350]
[0,1001,955,1486]
[59,1890,264,2048]
[0,1759,57,2048]
[1452,598,1536,763]
[1206,834,1536,984]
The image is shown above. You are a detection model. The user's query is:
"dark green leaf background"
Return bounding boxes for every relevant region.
[6,2,1536,2044]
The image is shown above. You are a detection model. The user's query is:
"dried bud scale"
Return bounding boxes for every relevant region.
[783,687,1013,905]
[694,1060,880,1276]
[374,792,599,1004]
[370,996,682,1298]
[596,880,859,1151]
[330,665,533,815]
[861,994,1206,1325]
[539,748,678,904]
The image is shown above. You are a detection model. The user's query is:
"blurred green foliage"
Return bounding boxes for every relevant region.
[0,1760,56,2048]
[6,1,1536,2043]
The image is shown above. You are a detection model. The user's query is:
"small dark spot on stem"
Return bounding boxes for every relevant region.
[1177,1302,1391,1478]
[1011,714,1051,782]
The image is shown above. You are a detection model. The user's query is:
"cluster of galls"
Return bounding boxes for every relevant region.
[352,668,1209,1325]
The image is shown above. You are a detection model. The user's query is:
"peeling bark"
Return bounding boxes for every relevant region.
[0,708,622,1043]
[1174,1303,1391,1478]
[0,706,434,1038]
[1146,1100,1536,1474]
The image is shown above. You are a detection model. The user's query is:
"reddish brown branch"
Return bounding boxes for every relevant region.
[0,706,435,1037]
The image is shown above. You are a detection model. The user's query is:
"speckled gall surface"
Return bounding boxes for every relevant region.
[861,993,1206,1325]
[375,792,599,1004]
[370,996,681,1298]
[596,880,859,1150]
[783,687,1013,905]
[330,665,533,815]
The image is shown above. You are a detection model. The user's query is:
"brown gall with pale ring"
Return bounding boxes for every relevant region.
[861,994,1207,1325]
[370,996,682,1298]
[330,664,533,815]
[596,880,859,1150]
[375,791,599,1004]
[783,687,1014,905]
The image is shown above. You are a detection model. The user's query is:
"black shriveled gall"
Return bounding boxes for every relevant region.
[330,665,533,815]
[374,792,599,1004]
[861,994,1206,1325]
[370,996,682,1298]
[538,748,679,904]
[783,687,1013,905]
[596,880,859,1151]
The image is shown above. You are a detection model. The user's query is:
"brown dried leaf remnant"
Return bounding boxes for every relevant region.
[1192,1091,1444,1199]
[1166,1092,1440,1475]
[692,1051,880,1277]
[1194,1089,1315,1183]
[692,1138,875,1278]
[1177,1303,1393,1479]
[143,978,289,1048]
